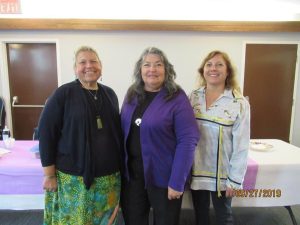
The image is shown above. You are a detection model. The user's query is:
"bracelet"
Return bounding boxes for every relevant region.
[44,175,56,179]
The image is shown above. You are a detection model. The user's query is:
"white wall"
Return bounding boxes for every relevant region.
[1,0,299,21]
[0,30,300,147]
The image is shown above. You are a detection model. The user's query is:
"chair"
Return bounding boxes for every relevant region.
[0,97,6,140]
[33,127,39,140]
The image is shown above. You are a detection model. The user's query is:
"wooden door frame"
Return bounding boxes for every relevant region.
[0,39,61,137]
[241,41,300,143]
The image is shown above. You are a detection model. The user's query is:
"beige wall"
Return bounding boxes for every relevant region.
[1,30,300,147]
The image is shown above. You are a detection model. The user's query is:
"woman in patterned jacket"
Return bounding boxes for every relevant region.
[189,50,250,225]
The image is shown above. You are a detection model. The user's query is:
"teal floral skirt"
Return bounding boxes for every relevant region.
[43,171,121,225]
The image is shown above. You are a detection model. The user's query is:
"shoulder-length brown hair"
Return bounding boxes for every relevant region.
[197,50,241,92]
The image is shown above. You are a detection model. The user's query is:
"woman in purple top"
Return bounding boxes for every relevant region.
[120,47,200,225]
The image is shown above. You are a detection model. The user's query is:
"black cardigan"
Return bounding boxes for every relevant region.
[38,79,122,189]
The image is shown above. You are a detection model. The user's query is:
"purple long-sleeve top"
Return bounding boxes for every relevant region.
[121,88,200,192]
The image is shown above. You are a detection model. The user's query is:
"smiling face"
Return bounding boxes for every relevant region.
[74,50,102,89]
[203,53,228,88]
[141,53,165,92]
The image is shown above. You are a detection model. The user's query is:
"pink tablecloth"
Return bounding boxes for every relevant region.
[0,140,43,194]
[243,157,258,190]
[0,140,258,194]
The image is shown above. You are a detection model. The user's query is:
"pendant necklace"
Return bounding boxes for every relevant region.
[87,89,98,100]
[85,87,102,129]
[135,118,142,126]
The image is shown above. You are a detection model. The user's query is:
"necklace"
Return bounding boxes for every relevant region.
[135,118,142,126]
[85,88,103,129]
[87,89,98,100]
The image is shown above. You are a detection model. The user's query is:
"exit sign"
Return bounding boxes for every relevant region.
[0,0,21,14]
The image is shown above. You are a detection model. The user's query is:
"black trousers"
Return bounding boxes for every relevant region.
[121,178,182,225]
[191,190,233,225]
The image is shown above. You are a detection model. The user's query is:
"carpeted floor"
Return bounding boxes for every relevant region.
[0,206,299,225]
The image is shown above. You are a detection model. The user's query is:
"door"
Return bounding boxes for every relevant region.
[243,44,297,142]
[6,43,58,140]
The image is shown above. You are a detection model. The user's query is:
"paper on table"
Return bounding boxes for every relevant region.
[0,147,11,157]
[28,144,40,158]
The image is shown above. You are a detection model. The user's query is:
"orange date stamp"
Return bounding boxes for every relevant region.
[233,189,281,198]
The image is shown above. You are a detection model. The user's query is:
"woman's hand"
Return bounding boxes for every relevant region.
[43,165,57,192]
[168,186,183,200]
[225,186,235,198]
[43,175,57,192]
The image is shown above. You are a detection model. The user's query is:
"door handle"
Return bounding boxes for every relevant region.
[12,96,44,108]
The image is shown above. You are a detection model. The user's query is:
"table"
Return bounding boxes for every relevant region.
[0,140,44,210]
[182,139,300,225]
[234,139,300,207]
[1,139,300,213]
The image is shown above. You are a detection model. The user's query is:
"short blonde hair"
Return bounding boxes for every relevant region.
[73,46,101,68]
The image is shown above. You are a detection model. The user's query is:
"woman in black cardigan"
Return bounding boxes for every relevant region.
[38,46,122,225]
